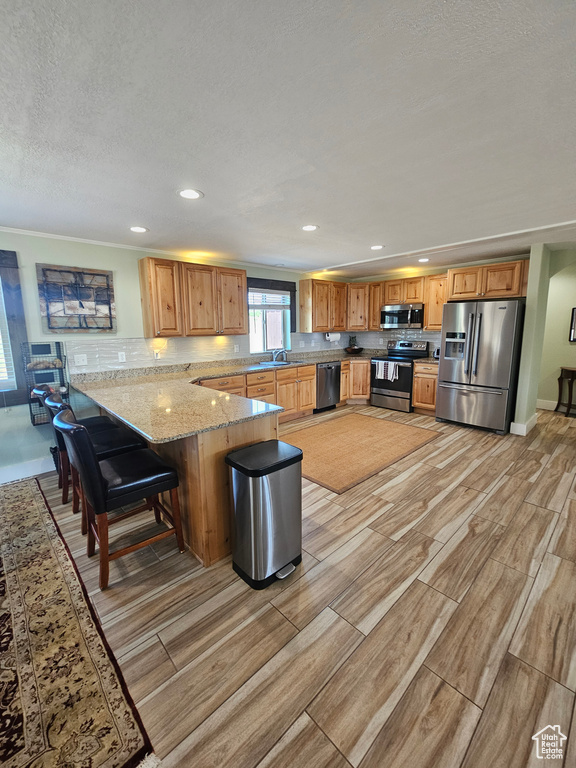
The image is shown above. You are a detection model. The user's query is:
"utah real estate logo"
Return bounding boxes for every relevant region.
[532,725,567,760]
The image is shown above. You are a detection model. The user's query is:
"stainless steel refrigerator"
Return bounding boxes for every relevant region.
[436,299,525,434]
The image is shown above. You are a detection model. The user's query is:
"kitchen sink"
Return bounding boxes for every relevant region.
[257,360,305,366]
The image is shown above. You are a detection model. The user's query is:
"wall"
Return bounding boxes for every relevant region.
[538,248,576,407]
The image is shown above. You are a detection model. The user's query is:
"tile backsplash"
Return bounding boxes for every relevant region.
[64,329,442,374]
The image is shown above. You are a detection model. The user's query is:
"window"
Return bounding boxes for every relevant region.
[247,278,296,354]
[0,251,29,406]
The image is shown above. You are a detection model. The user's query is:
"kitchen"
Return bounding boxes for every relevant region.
[2,1,576,766]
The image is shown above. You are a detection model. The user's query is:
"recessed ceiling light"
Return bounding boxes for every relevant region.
[179,189,204,199]
[302,225,318,231]
[418,258,430,263]
[370,245,383,250]
[130,226,148,233]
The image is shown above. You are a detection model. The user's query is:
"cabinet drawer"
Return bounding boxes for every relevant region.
[340,360,350,372]
[200,374,246,391]
[246,370,275,386]
[252,394,276,404]
[413,363,438,374]
[246,382,275,398]
[276,367,299,383]
[297,365,316,380]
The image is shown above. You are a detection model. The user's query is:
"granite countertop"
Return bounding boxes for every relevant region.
[72,375,282,444]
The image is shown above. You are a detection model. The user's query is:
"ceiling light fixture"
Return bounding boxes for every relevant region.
[179,189,204,199]
[130,226,148,233]
[370,245,383,250]
[302,225,318,231]
[418,258,430,263]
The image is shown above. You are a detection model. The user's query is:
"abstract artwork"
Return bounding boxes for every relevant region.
[36,263,116,332]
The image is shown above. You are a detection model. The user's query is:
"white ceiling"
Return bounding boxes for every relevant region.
[1,0,575,277]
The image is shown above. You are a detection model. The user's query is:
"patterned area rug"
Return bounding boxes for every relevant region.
[0,478,158,768]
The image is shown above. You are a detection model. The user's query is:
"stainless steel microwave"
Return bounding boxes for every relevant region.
[380,303,424,329]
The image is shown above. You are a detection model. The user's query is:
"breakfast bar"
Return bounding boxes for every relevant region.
[72,373,282,566]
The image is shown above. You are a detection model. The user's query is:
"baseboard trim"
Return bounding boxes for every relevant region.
[510,412,538,436]
[537,399,558,411]
[0,457,55,484]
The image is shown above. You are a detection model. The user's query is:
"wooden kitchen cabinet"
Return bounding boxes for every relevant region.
[276,364,316,422]
[246,369,275,401]
[368,282,383,330]
[139,257,184,337]
[349,359,370,400]
[424,273,447,331]
[383,277,424,305]
[199,374,247,397]
[446,260,525,301]
[139,257,248,338]
[340,360,350,403]
[299,279,347,333]
[347,283,369,331]
[412,362,438,412]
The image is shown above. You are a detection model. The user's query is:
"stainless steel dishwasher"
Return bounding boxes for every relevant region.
[315,361,341,412]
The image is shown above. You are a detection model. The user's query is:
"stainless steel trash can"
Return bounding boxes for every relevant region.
[225,439,303,589]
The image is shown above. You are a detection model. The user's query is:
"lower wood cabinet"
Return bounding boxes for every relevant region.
[276,365,316,421]
[199,374,247,397]
[349,359,370,399]
[412,362,438,412]
[340,360,350,403]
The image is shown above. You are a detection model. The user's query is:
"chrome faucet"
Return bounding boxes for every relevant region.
[272,348,287,362]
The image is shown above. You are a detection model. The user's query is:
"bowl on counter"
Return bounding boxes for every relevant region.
[345,347,364,355]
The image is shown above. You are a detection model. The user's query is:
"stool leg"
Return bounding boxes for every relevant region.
[555,373,563,412]
[71,466,80,515]
[86,501,97,557]
[97,514,110,590]
[80,486,88,536]
[170,487,185,552]
[567,377,575,418]
[60,450,70,504]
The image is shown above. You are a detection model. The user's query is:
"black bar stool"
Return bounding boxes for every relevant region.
[53,408,185,590]
[44,393,147,521]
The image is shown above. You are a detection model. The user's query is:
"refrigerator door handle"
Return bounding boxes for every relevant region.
[472,313,482,375]
[464,313,474,374]
[439,383,503,395]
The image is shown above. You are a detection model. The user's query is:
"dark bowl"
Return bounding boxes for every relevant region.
[345,347,364,355]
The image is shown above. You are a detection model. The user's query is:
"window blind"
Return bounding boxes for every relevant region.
[248,288,291,307]
[0,276,17,390]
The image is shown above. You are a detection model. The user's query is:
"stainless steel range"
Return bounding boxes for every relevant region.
[370,340,428,412]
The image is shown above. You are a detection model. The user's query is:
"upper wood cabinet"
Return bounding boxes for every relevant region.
[347,283,369,331]
[299,279,347,333]
[446,260,525,301]
[423,273,448,331]
[139,257,184,337]
[139,258,248,338]
[383,277,424,305]
[368,282,383,330]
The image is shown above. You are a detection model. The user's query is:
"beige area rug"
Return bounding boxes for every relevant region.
[0,479,160,768]
[287,413,437,493]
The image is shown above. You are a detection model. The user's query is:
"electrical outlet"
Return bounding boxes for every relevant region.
[74,354,88,366]
[299,341,305,348]
[118,351,126,362]
[233,344,239,353]
[378,338,384,345]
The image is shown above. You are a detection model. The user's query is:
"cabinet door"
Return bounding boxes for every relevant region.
[181,263,219,336]
[384,280,403,305]
[349,360,370,397]
[412,374,437,410]
[276,379,298,414]
[446,267,482,300]
[331,282,348,331]
[368,282,383,330]
[340,368,350,402]
[218,267,248,335]
[481,261,523,298]
[347,283,369,331]
[140,258,184,337]
[312,281,331,332]
[424,274,447,331]
[403,277,424,303]
[298,376,316,411]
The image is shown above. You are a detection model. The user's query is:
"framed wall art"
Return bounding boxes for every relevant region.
[36,263,116,333]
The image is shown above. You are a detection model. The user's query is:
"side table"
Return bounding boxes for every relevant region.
[555,367,576,417]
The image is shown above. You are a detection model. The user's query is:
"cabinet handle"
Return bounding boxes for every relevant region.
[257,375,265,379]
[257,387,265,392]
[219,381,229,385]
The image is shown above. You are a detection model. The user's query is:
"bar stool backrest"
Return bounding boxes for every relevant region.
[53,408,107,515]
[44,393,70,452]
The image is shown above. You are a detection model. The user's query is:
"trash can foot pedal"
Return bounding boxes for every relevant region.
[275,563,295,580]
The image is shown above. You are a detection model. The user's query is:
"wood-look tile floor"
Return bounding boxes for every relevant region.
[38,406,576,767]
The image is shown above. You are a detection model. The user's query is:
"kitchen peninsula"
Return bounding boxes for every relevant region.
[72,371,282,566]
